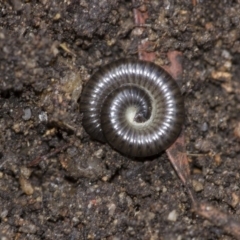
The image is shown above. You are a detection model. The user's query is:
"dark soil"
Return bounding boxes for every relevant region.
[1,1,240,239]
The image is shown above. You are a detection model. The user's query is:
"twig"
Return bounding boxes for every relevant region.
[27,142,72,167]
[194,202,240,239]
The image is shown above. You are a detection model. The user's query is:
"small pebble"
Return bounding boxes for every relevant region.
[19,175,34,195]
[1,209,8,219]
[39,111,48,122]
[22,107,31,121]
[192,180,204,192]
[107,203,116,216]
[214,154,222,166]
[194,138,214,152]
[19,223,37,234]
[167,210,178,222]
[12,123,21,133]
[200,122,208,132]
[234,122,240,139]
[162,186,167,193]
[20,166,32,179]
[93,149,104,159]
[231,192,239,208]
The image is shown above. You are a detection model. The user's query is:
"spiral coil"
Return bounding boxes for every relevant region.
[80,59,184,157]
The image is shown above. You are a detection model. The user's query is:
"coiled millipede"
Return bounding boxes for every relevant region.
[80,59,184,157]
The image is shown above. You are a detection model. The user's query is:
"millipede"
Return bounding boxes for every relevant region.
[80,59,184,157]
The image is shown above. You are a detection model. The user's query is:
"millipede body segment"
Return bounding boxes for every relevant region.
[80,59,184,157]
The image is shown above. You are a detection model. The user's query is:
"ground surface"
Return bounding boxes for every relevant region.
[0,0,240,239]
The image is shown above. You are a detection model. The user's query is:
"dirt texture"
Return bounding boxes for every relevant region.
[1,0,240,239]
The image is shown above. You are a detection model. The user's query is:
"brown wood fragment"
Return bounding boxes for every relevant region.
[194,202,240,239]
[133,0,156,61]
[192,0,197,6]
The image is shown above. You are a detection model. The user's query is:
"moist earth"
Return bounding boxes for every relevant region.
[0,1,240,239]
